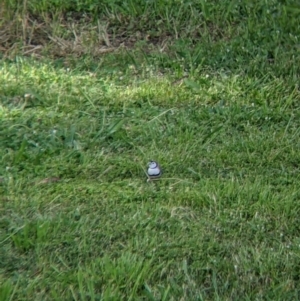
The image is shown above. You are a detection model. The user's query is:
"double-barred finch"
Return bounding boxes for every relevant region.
[147,161,162,180]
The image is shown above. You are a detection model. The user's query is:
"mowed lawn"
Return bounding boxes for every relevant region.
[0,0,300,300]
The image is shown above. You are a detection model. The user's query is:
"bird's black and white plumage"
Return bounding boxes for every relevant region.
[147,161,161,180]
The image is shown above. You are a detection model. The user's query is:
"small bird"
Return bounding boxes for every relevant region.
[147,161,162,180]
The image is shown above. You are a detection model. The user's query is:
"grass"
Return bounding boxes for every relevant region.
[1,0,300,300]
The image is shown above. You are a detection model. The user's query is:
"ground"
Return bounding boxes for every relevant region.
[0,1,300,300]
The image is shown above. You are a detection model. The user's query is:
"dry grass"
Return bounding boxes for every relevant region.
[0,11,117,58]
[0,7,172,59]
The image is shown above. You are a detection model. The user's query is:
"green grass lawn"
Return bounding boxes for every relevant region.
[1,0,300,300]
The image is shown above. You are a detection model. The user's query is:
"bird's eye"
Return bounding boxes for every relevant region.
[149,161,156,168]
